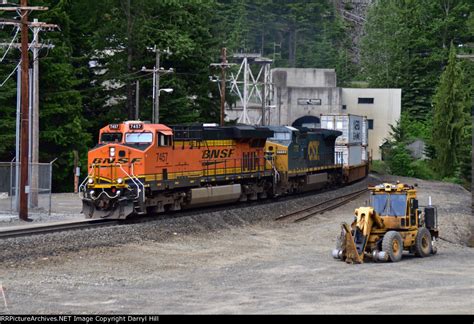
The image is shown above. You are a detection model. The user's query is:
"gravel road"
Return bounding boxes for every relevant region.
[0,175,472,314]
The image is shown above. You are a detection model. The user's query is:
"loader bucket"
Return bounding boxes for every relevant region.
[339,223,364,264]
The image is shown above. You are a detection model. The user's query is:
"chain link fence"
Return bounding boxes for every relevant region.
[0,160,55,215]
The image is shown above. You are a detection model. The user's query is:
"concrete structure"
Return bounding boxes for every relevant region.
[342,88,401,160]
[271,68,341,126]
[225,68,341,126]
[225,68,401,160]
[406,139,427,160]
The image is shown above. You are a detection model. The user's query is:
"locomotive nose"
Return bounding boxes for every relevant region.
[88,144,136,185]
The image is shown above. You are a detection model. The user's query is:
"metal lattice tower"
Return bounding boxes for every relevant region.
[228,53,273,125]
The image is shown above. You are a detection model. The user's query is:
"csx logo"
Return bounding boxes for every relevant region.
[308,141,320,161]
[92,158,142,164]
[202,149,234,159]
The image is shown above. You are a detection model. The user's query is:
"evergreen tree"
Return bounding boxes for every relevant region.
[361,0,473,121]
[0,27,18,160]
[216,0,354,85]
[89,0,221,125]
[432,43,470,178]
[35,0,92,191]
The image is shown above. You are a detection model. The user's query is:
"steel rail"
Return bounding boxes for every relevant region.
[275,188,369,223]
[0,219,120,240]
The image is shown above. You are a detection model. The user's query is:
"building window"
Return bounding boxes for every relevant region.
[297,98,321,105]
[358,97,374,104]
[342,105,347,110]
[368,119,374,129]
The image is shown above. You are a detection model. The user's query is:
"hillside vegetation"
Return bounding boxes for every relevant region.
[0,0,472,190]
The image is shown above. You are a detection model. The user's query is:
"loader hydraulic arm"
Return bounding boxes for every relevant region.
[333,207,384,264]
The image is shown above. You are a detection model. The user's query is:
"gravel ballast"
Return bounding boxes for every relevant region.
[0,175,472,314]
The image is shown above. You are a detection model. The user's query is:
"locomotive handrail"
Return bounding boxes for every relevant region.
[130,163,145,200]
[90,189,121,201]
[117,163,145,202]
[78,163,97,197]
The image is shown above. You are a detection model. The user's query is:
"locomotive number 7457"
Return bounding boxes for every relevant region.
[157,153,168,162]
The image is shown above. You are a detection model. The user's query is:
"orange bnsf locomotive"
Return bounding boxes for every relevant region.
[80,121,367,219]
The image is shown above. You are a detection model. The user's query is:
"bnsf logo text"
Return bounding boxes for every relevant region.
[92,158,142,164]
[202,149,234,159]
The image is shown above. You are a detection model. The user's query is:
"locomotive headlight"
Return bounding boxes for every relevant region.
[88,178,94,184]
[89,190,95,197]
[117,177,123,184]
[116,190,121,196]
[109,147,116,157]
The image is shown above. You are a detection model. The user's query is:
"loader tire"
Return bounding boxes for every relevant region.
[414,227,432,257]
[382,231,403,262]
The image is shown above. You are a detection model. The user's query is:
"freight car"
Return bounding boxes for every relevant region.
[80,121,367,219]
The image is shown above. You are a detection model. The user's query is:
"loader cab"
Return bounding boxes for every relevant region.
[369,183,418,229]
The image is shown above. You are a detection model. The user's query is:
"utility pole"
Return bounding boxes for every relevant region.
[19,0,31,221]
[0,2,53,220]
[31,19,41,207]
[135,80,140,120]
[210,48,234,126]
[154,48,160,124]
[142,46,173,123]
[219,48,227,126]
[0,33,55,208]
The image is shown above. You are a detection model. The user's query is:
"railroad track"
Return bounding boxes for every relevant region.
[275,188,369,223]
[0,188,368,239]
[0,218,120,240]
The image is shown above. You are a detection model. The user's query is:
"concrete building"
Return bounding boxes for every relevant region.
[225,68,401,160]
[342,88,401,160]
[406,139,427,160]
[271,68,342,126]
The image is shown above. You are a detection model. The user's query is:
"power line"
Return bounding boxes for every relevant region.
[0,0,54,221]
[142,46,174,123]
[0,26,19,62]
[41,71,155,95]
[0,27,40,88]
[0,60,19,87]
[210,48,234,125]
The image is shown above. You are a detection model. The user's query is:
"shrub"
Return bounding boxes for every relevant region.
[409,159,436,180]
[370,160,389,175]
[386,145,414,177]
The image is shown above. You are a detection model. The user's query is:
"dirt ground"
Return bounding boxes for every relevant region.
[0,175,472,314]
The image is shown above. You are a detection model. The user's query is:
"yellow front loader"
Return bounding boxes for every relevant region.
[332,183,439,264]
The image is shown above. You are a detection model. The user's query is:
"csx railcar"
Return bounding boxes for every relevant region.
[80,121,365,219]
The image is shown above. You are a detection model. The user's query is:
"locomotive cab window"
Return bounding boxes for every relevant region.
[125,132,153,144]
[270,132,291,141]
[158,131,173,147]
[100,132,123,143]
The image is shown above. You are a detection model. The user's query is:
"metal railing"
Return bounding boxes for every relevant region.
[0,159,56,215]
[78,163,96,198]
[121,163,145,202]
[79,162,145,202]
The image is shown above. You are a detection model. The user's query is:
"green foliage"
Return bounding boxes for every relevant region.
[217,0,355,85]
[399,112,432,142]
[432,43,470,178]
[409,159,436,180]
[468,12,474,36]
[0,26,19,160]
[5,0,471,192]
[361,0,474,120]
[370,160,388,175]
[385,145,414,177]
[0,0,223,191]
[35,0,92,191]
[362,0,473,187]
